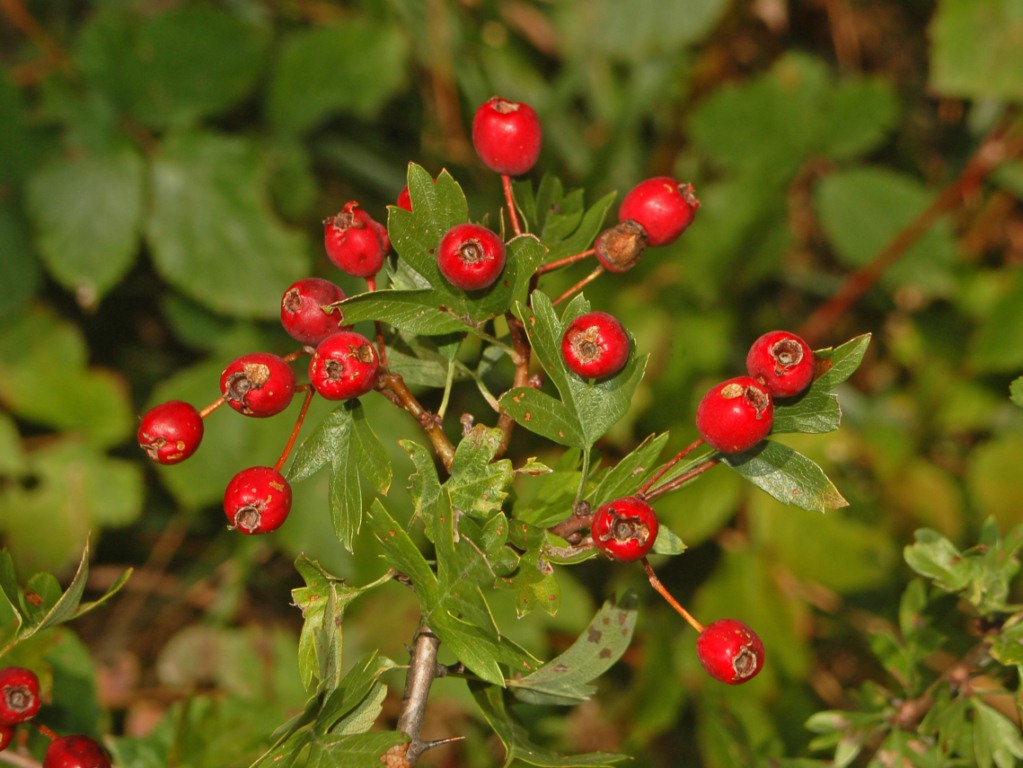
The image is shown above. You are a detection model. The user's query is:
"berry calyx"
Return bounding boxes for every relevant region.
[324,201,388,278]
[618,177,699,247]
[223,466,292,535]
[436,223,506,291]
[308,331,380,400]
[595,220,647,273]
[746,331,815,398]
[137,401,204,465]
[280,277,349,346]
[0,667,40,725]
[561,312,631,379]
[590,496,659,562]
[471,97,543,176]
[695,376,773,454]
[43,734,112,768]
[696,619,765,685]
[220,353,296,418]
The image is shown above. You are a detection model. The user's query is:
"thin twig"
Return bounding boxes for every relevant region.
[495,312,532,458]
[642,558,704,633]
[636,438,705,498]
[643,458,719,502]
[274,387,316,472]
[502,174,523,236]
[377,372,456,471]
[396,626,443,765]
[535,248,595,275]
[552,265,604,306]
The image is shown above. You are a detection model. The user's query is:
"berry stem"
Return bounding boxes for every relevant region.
[535,248,596,275]
[642,558,704,633]
[501,174,523,237]
[274,386,316,472]
[636,438,705,498]
[378,371,456,471]
[644,457,720,502]
[495,312,532,459]
[198,396,226,419]
[552,265,604,306]
[365,276,390,367]
[33,722,59,741]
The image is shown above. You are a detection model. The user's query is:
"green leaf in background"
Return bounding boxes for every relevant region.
[510,594,638,706]
[575,0,729,60]
[723,441,848,512]
[27,145,144,305]
[1011,376,1023,408]
[815,167,959,297]
[0,206,41,323]
[0,308,134,448]
[472,684,628,767]
[971,698,1023,768]
[970,271,1023,373]
[266,18,408,134]
[929,0,1023,101]
[146,132,309,319]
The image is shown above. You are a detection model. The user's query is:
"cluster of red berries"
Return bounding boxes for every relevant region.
[696,330,816,454]
[0,666,110,767]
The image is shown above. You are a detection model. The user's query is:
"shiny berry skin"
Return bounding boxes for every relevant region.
[0,667,40,725]
[696,619,765,685]
[324,201,388,278]
[590,496,659,562]
[280,277,349,346]
[746,331,815,398]
[618,177,699,247]
[695,376,773,454]
[0,724,13,752]
[471,97,543,176]
[396,185,412,212]
[220,353,296,418]
[437,223,506,291]
[561,312,630,379]
[223,466,292,535]
[43,734,112,768]
[308,331,380,400]
[137,400,204,465]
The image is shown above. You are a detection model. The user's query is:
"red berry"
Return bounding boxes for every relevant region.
[43,734,111,768]
[561,312,631,379]
[219,353,296,418]
[618,177,699,247]
[695,376,773,454]
[137,400,204,465]
[280,277,349,346]
[746,331,815,398]
[437,223,506,291]
[471,97,543,176]
[696,619,765,685]
[223,466,292,535]
[0,724,13,752]
[324,201,388,278]
[590,496,659,562]
[396,185,412,212]
[308,331,380,400]
[0,667,40,725]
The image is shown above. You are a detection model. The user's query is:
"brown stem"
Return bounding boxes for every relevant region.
[552,265,604,306]
[274,387,316,472]
[378,371,456,471]
[502,174,523,236]
[495,312,532,458]
[198,396,226,419]
[396,626,443,764]
[636,438,705,498]
[642,558,704,633]
[644,458,719,502]
[798,127,1023,346]
[0,0,70,73]
[535,248,596,275]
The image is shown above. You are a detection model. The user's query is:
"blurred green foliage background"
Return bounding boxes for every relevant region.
[2,0,1023,765]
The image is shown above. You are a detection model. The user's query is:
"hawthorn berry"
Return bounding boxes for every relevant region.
[746,331,815,398]
[137,400,204,465]
[324,201,388,278]
[590,496,659,562]
[0,724,12,752]
[595,220,647,273]
[696,619,765,685]
[437,223,506,291]
[695,376,773,454]
[561,312,631,379]
[220,353,296,418]
[43,734,111,768]
[618,177,699,247]
[280,277,349,346]
[0,667,40,725]
[308,331,380,400]
[471,97,543,176]
[223,466,292,535]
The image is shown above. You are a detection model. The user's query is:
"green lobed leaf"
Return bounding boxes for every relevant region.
[302,731,408,767]
[266,19,408,134]
[27,144,144,304]
[365,499,438,603]
[334,289,469,336]
[401,440,442,532]
[350,403,392,495]
[589,432,669,507]
[651,525,687,556]
[315,654,396,734]
[514,174,616,261]
[499,387,584,447]
[146,131,309,319]
[971,698,1023,768]
[722,440,848,512]
[510,594,638,706]
[447,426,514,519]
[929,0,1023,101]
